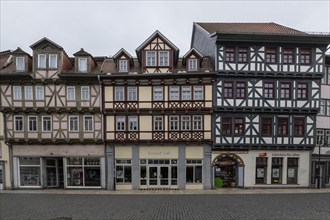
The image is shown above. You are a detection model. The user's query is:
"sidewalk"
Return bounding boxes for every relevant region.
[1,188,330,195]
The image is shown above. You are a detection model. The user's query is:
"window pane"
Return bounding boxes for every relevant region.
[49,54,58,68]
[81,86,90,100]
[84,116,93,131]
[119,60,128,72]
[28,116,37,132]
[169,86,179,100]
[25,86,33,100]
[69,116,79,131]
[16,57,25,71]
[115,87,124,101]
[128,87,137,101]
[78,58,87,72]
[153,87,163,101]
[67,86,75,100]
[188,59,197,71]
[146,51,156,66]
[42,116,52,132]
[38,54,46,68]
[182,86,191,100]
[159,51,169,66]
[35,86,44,100]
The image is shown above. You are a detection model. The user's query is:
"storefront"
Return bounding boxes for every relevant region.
[212,150,310,188]
[0,161,4,189]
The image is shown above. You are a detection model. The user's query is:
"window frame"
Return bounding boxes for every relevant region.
[294,117,305,137]
[238,47,248,63]
[153,116,164,131]
[128,116,138,131]
[42,116,52,132]
[181,86,192,101]
[186,159,203,184]
[223,81,234,98]
[24,86,33,100]
[278,117,289,136]
[115,87,125,101]
[300,48,311,65]
[127,87,137,101]
[35,86,44,100]
[261,117,273,137]
[225,47,235,63]
[69,115,79,132]
[169,115,179,131]
[83,115,93,132]
[297,82,308,100]
[193,115,203,131]
[236,81,246,98]
[67,86,76,101]
[28,116,38,132]
[81,86,90,101]
[14,115,24,132]
[116,116,125,131]
[283,48,295,64]
[181,115,191,131]
[188,59,198,71]
[38,54,46,69]
[146,51,156,66]
[234,117,245,136]
[78,57,88,72]
[221,117,232,136]
[280,82,292,99]
[153,86,163,101]
[115,160,132,184]
[193,86,203,100]
[49,54,58,69]
[158,51,169,66]
[263,82,275,99]
[13,86,22,100]
[265,47,278,64]
[118,59,128,72]
[16,57,25,72]
[169,86,180,101]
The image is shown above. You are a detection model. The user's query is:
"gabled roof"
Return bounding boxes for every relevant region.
[12,47,31,57]
[113,48,133,61]
[30,37,63,50]
[195,22,307,36]
[183,48,203,60]
[73,48,92,57]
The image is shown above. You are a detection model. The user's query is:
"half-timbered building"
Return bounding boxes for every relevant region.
[191,22,330,188]
[0,38,105,189]
[101,31,215,190]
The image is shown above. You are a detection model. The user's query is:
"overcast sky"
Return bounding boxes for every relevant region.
[1,0,329,58]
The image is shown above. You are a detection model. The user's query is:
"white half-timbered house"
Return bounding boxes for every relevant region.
[191,22,330,188]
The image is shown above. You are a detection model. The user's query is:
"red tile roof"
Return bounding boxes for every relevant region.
[196,22,307,35]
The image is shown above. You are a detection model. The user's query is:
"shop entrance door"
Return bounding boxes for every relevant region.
[0,165,3,189]
[46,158,64,188]
[148,166,169,187]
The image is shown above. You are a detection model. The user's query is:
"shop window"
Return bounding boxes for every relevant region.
[115,160,132,183]
[271,157,283,184]
[19,157,41,187]
[287,158,299,184]
[66,157,100,187]
[256,157,267,184]
[186,160,203,183]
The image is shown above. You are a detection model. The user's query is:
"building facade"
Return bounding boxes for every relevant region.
[191,22,330,188]
[0,38,105,189]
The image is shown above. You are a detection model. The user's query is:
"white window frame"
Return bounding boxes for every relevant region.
[84,115,93,132]
[327,100,330,116]
[78,57,88,72]
[193,115,203,131]
[116,116,125,131]
[154,116,163,131]
[119,59,128,72]
[153,86,163,101]
[38,54,46,68]
[181,115,191,131]
[316,129,324,146]
[186,159,203,183]
[325,130,330,145]
[28,116,38,132]
[188,59,198,71]
[35,86,44,100]
[69,116,79,132]
[146,51,156,66]
[16,57,25,71]
[159,51,169,66]
[81,86,90,101]
[193,86,204,100]
[127,87,137,101]
[13,86,22,100]
[169,115,179,131]
[182,86,192,100]
[24,86,33,100]
[128,116,138,131]
[42,116,52,132]
[115,87,125,101]
[14,115,24,132]
[169,86,180,101]
[49,54,58,69]
[67,86,75,101]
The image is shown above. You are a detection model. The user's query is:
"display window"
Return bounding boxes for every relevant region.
[256,157,267,184]
[271,157,283,184]
[287,158,298,184]
[19,157,41,187]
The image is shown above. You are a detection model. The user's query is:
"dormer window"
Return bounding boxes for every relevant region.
[38,54,46,68]
[146,51,156,66]
[78,58,88,72]
[159,51,169,66]
[188,59,198,71]
[49,54,58,68]
[119,60,128,72]
[16,57,25,72]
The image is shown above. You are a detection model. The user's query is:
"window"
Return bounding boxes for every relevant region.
[271,157,283,184]
[182,86,191,100]
[327,100,330,116]
[186,160,202,183]
[78,58,87,72]
[188,59,198,71]
[283,48,295,64]
[316,130,324,146]
[84,116,93,132]
[119,60,128,72]
[238,47,248,63]
[223,82,233,98]
[16,57,25,71]
[159,51,169,66]
[69,116,79,132]
[19,157,41,187]
[24,86,33,100]
[35,86,44,100]
[146,51,156,66]
[256,157,268,184]
[153,86,163,101]
[320,100,325,115]
[297,83,308,99]
[263,82,275,99]
[13,86,22,100]
[127,87,137,101]
[236,82,246,98]
[225,47,235,62]
[169,116,179,131]
[115,87,125,101]
[181,116,191,130]
[66,86,75,101]
[280,82,291,99]
[28,116,37,132]
[265,48,277,63]
[294,118,304,136]
[169,86,180,101]
[261,117,272,136]
[14,116,24,131]
[278,118,288,136]
[300,49,311,65]
[116,160,132,183]
[193,115,202,131]
[287,158,299,184]
[128,116,138,131]
[42,116,52,132]
[222,117,231,136]
[234,118,244,135]
[193,86,203,100]
[116,116,125,131]
[154,116,163,131]
[49,54,58,68]
[325,130,330,145]
[81,86,90,101]
[38,54,46,68]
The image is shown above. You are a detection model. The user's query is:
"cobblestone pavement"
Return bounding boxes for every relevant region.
[0,191,329,220]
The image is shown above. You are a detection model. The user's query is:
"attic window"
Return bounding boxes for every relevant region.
[188,59,198,71]
[119,60,128,72]
[78,58,88,72]
[49,54,58,68]
[146,51,156,66]
[16,57,25,72]
[38,54,46,68]
[159,51,169,66]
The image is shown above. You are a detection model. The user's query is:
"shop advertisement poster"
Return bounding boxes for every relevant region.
[288,168,295,178]
[257,168,264,178]
[272,168,280,178]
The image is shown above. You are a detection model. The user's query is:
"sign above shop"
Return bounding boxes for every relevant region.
[272,153,300,157]
[259,152,267,157]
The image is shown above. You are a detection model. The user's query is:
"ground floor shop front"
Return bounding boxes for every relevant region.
[311,146,330,188]
[212,150,311,188]
[106,144,212,190]
[11,144,106,189]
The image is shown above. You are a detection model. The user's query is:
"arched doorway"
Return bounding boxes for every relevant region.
[212,154,244,188]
